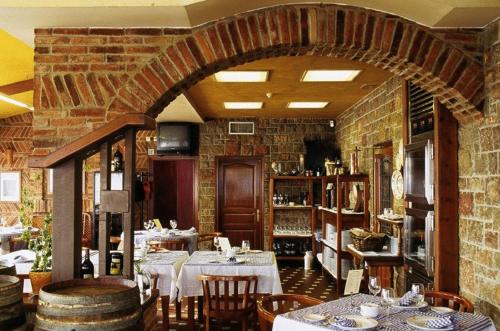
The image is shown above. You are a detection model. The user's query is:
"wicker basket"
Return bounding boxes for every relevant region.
[350,230,387,252]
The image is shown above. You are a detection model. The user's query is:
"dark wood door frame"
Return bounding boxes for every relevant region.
[148,155,199,230]
[215,156,264,249]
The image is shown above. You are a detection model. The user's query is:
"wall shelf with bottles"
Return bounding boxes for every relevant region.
[318,174,370,294]
[269,176,321,260]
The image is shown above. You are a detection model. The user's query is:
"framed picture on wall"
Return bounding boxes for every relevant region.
[0,171,21,202]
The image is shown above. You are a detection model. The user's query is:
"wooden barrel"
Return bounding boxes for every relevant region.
[36,278,141,331]
[0,263,16,276]
[0,275,26,330]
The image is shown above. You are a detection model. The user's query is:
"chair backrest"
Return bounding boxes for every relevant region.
[198,275,258,318]
[257,294,324,331]
[8,236,28,252]
[425,291,474,313]
[81,212,92,248]
[197,232,223,250]
[155,238,187,251]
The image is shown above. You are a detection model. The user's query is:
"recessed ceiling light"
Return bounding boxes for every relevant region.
[215,71,269,82]
[0,93,34,111]
[224,102,263,109]
[301,70,361,82]
[287,102,329,109]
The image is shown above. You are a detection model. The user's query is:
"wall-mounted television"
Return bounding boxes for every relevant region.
[157,122,199,155]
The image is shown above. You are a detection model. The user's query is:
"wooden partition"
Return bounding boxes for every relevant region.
[28,113,155,282]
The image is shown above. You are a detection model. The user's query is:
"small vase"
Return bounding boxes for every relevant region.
[29,271,52,295]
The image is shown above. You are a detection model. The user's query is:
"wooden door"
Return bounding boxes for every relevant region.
[150,157,198,229]
[216,157,263,249]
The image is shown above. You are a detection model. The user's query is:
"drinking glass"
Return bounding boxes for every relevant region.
[213,237,220,255]
[368,276,381,297]
[411,283,425,304]
[381,287,396,307]
[169,219,177,230]
[241,240,250,255]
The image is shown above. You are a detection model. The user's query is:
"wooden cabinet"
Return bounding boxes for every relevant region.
[269,176,321,261]
[318,174,370,294]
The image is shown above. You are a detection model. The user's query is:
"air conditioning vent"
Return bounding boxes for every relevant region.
[408,81,434,139]
[228,121,255,135]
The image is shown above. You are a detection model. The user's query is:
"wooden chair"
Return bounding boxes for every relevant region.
[81,212,93,248]
[257,294,324,331]
[155,238,187,251]
[424,291,474,313]
[198,275,258,331]
[8,236,28,252]
[197,232,223,251]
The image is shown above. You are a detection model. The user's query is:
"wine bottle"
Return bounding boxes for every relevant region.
[81,248,94,279]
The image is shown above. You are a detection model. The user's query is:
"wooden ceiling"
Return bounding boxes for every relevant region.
[186,56,393,119]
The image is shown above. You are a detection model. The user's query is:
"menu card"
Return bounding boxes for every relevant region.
[344,269,364,295]
[218,237,231,251]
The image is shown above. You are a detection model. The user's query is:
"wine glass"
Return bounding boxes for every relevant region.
[381,287,396,307]
[170,219,177,230]
[411,283,425,304]
[368,276,381,297]
[213,236,220,255]
[241,240,250,255]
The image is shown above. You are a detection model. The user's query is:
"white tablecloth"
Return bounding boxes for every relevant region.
[132,229,198,254]
[273,294,495,331]
[176,251,282,299]
[0,249,35,293]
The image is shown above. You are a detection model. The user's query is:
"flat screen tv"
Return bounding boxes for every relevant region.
[157,123,198,155]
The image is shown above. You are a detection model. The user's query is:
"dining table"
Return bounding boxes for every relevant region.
[176,250,283,329]
[131,228,198,254]
[272,293,496,331]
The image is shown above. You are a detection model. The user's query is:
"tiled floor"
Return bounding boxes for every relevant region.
[161,262,337,330]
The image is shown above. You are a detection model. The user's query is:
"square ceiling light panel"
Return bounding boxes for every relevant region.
[224,102,263,109]
[301,70,361,82]
[287,102,329,109]
[215,71,269,82]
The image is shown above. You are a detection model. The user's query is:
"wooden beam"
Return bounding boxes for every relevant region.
[52,158,82,282]
[123,128,136,279]
[28,113,156,168]
[98,142,111,277]
[0,79,33,95]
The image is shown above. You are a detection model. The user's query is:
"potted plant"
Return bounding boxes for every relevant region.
[27,213,52,295]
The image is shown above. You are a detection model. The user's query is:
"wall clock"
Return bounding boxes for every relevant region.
[391,170,404,199]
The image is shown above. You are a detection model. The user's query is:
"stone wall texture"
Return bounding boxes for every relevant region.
[335,76,404,218]
[197,118,336,248]
[457,18,499,327]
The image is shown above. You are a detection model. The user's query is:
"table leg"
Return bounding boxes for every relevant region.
[187,296,195,331]
[160,295,169,331]
[197,295,203,322]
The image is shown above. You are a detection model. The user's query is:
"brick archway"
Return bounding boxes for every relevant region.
[108,4,484,123]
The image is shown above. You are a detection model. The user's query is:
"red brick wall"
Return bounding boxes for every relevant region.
[33,4,485,156]
[0,113,50,225]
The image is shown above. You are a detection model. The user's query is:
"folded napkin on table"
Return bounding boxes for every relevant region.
[187,227,196,233]
[427,315,456,328]
[330,316,357,327]
[399,291,417,306]
[13,255,33,263]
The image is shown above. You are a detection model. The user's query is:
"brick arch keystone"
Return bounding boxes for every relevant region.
[108,4,484,123]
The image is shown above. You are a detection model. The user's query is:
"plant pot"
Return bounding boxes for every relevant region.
[29,271,52,295]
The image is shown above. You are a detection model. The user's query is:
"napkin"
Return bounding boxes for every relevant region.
[13,255,33,263]
[399,291,417,306]
[187,227,196,233]
[427,315,456,328]
[330,316,357,327]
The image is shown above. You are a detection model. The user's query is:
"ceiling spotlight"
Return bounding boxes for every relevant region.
[266,92,273,98]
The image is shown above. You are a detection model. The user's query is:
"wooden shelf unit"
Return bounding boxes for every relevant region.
[318,174,370,295]
[269,176,320,260]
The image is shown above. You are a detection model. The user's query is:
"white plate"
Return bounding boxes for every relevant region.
[328,315,378,330]
[392,301,428,309]
[248,250,263,253]
[430,306,454,314]
[303,313,327,322]
[406,316,454,331]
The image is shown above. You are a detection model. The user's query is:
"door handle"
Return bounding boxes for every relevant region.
[256,209,260,223]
